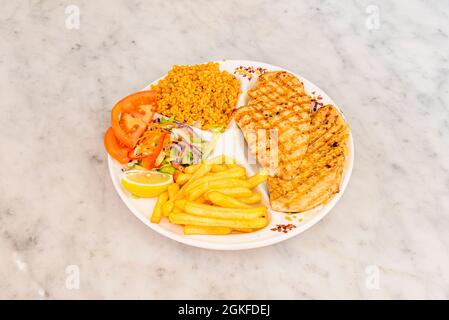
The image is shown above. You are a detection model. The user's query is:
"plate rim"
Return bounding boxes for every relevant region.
[107,59,354,250]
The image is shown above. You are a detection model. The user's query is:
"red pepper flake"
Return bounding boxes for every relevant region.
[270,224,296,233]
[234,65,267,80]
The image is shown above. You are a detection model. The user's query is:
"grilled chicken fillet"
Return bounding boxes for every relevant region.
[233,71,312,179]
[267,105,349,212]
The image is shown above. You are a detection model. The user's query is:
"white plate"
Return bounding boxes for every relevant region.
[108,60,354,250]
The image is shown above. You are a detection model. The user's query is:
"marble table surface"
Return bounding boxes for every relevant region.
[1,0,448,299]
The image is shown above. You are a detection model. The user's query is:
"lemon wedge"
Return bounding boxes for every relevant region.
[121,170,173,198]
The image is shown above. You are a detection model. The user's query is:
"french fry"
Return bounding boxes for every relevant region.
[211,164,227,172]
[207,187,252,198]
[194,196,208,204]
[209,167,246,178]
[153,155,270,234]
[185,167,246,192]
[233,228,253,233]
[172,207,184,214]
[184,164,201,174]
[150,192,168,223]
[179,163,212,195]
[187,179,251,200]
[238,192,262,204]
[246,173,268,189]
[205,191,251,209]
[174,199,187,211]
[184,225,232,235]
[184,201,266,220]
[187,184,209,201]
[170,212,268,229]
[167,184,180,200]
[162,200,175,217]
[176,173,192,185]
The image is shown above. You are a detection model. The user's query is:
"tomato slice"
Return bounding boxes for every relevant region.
[130,104,154,123]
[111,90,158,148]
[104,127,130,164]
[141,132,167,170]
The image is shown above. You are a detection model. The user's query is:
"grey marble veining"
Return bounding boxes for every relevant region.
[0,0,448,299]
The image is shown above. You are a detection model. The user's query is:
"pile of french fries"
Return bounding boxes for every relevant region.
[150,155,269,235]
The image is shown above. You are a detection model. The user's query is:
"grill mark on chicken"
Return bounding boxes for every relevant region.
[234,71,312,179]
[268,105,349,212]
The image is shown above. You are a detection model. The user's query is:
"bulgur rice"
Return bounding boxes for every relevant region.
[151,62,241,130]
